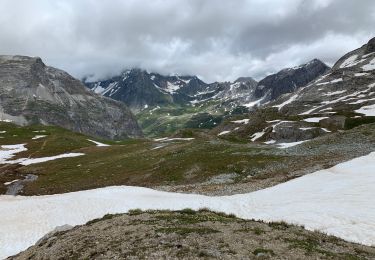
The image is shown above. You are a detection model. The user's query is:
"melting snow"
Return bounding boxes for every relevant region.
[250,131,265,141]
[92,85,106,94]
[355,72,370,77]
[243,98,263,108]
[87,139,110,147]
[3,179,19,186]
[1,153,375,258]
[349,98,375,105]
[339,55,358,68]
[32,135,47,140]
[299,105,324,115]
[303,117,329,123]
[165,82,181,94]
[0,144,84,166]
[218,130,231,136]
[5,153,85,166]
[231,119,249,124]
[276,140,307,149]
[362,58,375,71]
[102,82,119,96]
[316,78,343,86]
[0,144,28,163]
[322,90,347,96]
[154,138,195,142]
[273,94,298,110]
[355,104,375,116]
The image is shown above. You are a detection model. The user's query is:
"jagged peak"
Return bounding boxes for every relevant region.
[0,55,45,66]
[234,77,257,84]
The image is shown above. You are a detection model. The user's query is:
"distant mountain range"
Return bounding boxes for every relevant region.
[83,58,329,136]
[84,59,329,113]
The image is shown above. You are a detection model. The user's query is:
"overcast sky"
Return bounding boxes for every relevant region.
[0,0,374,82]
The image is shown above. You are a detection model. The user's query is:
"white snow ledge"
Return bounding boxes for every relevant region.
[0,152,375,258]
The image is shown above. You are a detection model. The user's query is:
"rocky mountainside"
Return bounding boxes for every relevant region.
[0,56,142,139]
[274,37,375,117]
[85,69,207,112]
[253,59,330,103]
[213,37,375,146]
[261,37,375,131]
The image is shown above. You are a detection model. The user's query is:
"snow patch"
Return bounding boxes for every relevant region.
[0,144,28,164]
[273,94,298,110]
[87,139,110,147]
[362,58,375,71]
[4,179,19,186]
[243,98,263,108]
[316,78,343,86]
[231,119,249,124]
[218,130,231,136]
[277,140,307,149]
[355,104,375,116]
[6,153,85,166]
[250,131,265,141]
[154,138,195,142]
[339,54,358,68]
[0,143,84,166]
[303,117,329,123]
[2,153,375,258]
[32,135,47,140]
[322,90,347,96]
[165,81,181,94]
[355,72,370,77]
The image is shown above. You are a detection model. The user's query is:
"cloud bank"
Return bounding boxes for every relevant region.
[0,0,374,82]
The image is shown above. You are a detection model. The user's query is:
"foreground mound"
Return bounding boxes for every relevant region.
[11,210,375,259]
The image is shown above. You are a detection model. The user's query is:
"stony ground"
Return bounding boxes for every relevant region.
[10,210,375,260]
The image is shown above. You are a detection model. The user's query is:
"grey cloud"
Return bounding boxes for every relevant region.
[0,0,374,82]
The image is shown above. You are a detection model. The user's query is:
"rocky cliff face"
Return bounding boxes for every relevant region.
[254,59,330,102]
[0,56,142,139]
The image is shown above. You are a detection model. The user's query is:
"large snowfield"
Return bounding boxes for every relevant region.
[0,152,374,258]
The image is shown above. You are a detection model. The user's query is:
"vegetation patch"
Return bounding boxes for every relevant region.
[156,227,220,235]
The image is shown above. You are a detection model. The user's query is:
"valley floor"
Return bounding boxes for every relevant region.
[1,152,375,258]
